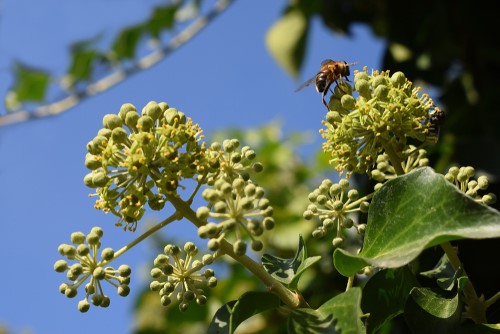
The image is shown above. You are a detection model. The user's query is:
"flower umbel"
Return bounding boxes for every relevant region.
[149,242,217,311]
[303,178,371,247]
[445,166,497,205]
[196,178,275,255]
[321,68,442,176]
[54,227,132,312]
[83,101,207,231]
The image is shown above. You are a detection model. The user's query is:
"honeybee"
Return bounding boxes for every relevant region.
[295,59,357,109]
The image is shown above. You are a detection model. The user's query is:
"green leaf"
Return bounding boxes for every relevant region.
[207,291,280,334]
[421,254,469,291]
[288,287,364,334]
[265,7,309,77]
[67,38,102,86]
[11,62,50,103]
[112,24,144,60]
[361,267,419,334]
[404,287,461,333]
[262,235,321,289]
[334,167,500,276]
[147,4,179,38]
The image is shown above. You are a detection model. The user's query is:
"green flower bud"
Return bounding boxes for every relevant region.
[124,110,140,130]
[78,299,90,313]
[263,217,275,230]
[137,115,154,132]
[54,260,68,272]
[332,237,344,247]
[252,162,264,173]
[92,171,110,188]
[477,176,489,190]
[341,95,356,110]
[196,207,210,220]
[332,200,344,211]
[91,226,104,238]
[142,101,162,121]
[86,232,100,246]
[101,248,115,261]
[359,201,370,213]
[93,267,106,280]
[303,210,314,220]
[65,286,78,298]
[77,244,90,256]
[347,189,359,200]
[111,127,128,144]
[390,71,406,87]
[482,193,497,205]
[322,218,334,229]
[118,285,130,297]
[202,254,214,265]
[234,240,247,256]
[326,111,342,124]
[374,84,389,100]
[197,295,207,305]
[119,103,137,121]
[207,239,220,251]
[355,79,371,98]
[150,281,162,291]
[103,114,123,130]
[85,153,102,170]
[83,173,96,187]
[329,184,342,197]
[71,232,86,244]
[251,240,263,251]
[207,276,218,288]
[161,295,172,306]
[343,217,354,228]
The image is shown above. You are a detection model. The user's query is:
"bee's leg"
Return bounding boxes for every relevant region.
[321,90,329,110]
[322,82,333,110]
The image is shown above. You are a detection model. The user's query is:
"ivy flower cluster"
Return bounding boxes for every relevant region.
[83,101,207,231]
[321,68,442,176]
[196,178,275,255]
[54,227,131,312]
[149,242,217,311]
[192,139,272,256]
[444,166,497,205]
[303,178,371,247]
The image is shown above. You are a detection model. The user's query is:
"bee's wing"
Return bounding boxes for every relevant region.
[294,76,317,92]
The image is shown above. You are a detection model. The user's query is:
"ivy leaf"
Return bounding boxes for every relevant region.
[420,254,469,291]
[262,235,321,289]
[147,4,179,38]
[265,7,309,78]
[207,291,280,334]
[288,287,364,334]
[8,62,49,107]
[112,24,144,60]
[333,167,500,277]
[404,287,461,333]
[361,267,419,334]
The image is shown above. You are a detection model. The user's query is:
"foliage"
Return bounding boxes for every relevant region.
[54,66,500,333]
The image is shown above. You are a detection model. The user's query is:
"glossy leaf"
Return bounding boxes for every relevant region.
[361,267,419,334]
[265,7,309,77]
[334,167,500,276]
[262,235,321,289]
[404,287,461,333]
[288,287,364,334]
[420,254,469,291]
[207,291,280,334]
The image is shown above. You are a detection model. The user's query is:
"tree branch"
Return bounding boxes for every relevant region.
[0,0,234,127]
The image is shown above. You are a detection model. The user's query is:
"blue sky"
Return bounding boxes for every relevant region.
[0,1,384,333]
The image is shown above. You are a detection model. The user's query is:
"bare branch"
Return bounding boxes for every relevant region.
[0,0,234,127]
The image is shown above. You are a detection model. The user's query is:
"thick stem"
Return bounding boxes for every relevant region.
[166,193,306,308]
[380,139,405,176]
[440,242,487,323]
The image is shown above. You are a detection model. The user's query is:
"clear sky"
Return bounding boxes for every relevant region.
[0,1,384,333]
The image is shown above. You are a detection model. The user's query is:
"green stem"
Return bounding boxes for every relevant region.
[107,211,182,263]
[440,242,487,323]
[380,139,405,176]
[166,193,307,309]
[346,276,354,290]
